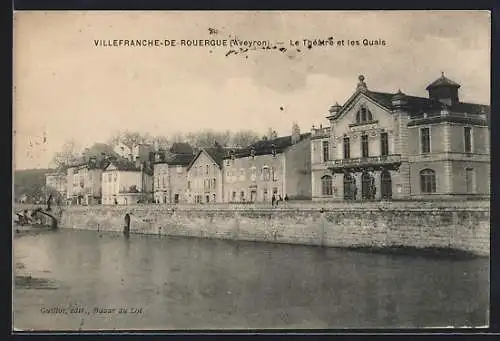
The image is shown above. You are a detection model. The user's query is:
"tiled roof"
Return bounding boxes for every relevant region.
[165,153,194,166]
[169,142,194,154]
[426,74,461,90]
[224,133,311,159]
[204,147,227,167]
[106,157,153,175]
[362,91,489,116]
[186,145,229,171]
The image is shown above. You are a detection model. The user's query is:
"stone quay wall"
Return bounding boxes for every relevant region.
[17,200,490,257]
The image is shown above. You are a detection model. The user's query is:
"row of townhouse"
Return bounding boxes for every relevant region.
[152,130,312,204]
[44,143,156,206]
[45,73,490,205]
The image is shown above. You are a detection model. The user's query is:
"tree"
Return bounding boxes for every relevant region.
[83,143,115,157]
[170,132,185,143]
[230,130,260,147]
[107,130,152,148]
[44,185,64,205]
[50,140,82,171]
[151,135,170,151]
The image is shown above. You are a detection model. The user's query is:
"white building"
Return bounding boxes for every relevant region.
[113,142,153,162]
[101,158,153,205]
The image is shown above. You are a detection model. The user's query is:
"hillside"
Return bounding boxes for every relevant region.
[13,168,53,202]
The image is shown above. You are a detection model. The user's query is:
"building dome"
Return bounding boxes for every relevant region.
[425,72,461,105]
[425,72,461,90]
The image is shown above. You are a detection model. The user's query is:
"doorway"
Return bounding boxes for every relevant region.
[380,170,392,199]
[361,171,375,200]
[343,173,356,200]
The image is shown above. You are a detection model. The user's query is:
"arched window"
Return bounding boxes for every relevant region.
[321,175,333,196]
[263,166,270,181]
[420,169,436,193]
[356,106,373,123]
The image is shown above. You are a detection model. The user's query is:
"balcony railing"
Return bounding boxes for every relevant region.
[311,127,330,137]
[326,154,402,173]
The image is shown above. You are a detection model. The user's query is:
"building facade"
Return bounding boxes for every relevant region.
[186,147,225,204]
[45,172,67,200]
[113,142,153,162]
[222,128,312,203]
[153,152,194,204]
[66,157,107,205]
[101,158,153,205]
[311,74,490,201]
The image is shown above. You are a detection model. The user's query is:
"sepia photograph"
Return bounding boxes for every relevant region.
[12,10,490,331]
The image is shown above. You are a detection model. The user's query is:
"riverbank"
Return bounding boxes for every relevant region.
[15,200,489,258]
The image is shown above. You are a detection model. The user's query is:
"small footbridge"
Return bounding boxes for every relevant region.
[14,206,61,229]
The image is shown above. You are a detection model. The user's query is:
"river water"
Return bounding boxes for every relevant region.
[13,229,489,330]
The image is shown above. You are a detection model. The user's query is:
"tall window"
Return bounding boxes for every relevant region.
[465,168,474,193]
[271,167,277,181]
[263,167,270,181]
[321,175,333,196]
[251,167,257,181]
[464,127,472,153]
[356,106,373,123]
[420,127,431,154]
[322,141,329,162]
[343,137,350,159]
[361,134,369,158]
[420,169,436,193]
[380,132,389,156]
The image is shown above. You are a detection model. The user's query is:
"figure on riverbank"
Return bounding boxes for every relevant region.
[271,194,276,207]
[46,194,52,212]
[124,213,131,235]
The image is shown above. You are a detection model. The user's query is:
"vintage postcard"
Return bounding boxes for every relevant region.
[12,10,490,331]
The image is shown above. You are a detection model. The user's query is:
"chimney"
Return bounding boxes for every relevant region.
[135,156,141,169]
[291,123,300,144]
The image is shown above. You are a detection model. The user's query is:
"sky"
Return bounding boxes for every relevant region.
[13,10,490,170]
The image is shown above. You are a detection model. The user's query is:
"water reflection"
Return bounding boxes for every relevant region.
[13,229,489,330]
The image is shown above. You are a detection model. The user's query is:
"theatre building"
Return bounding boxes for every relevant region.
[311,74,490,201]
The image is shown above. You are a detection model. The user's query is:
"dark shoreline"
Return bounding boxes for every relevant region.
[339,245,485,260]
[47,228,486,260]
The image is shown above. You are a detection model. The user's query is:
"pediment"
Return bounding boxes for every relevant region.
[105,163,118,171]
[335,92,392,122]
[333,93,395,135]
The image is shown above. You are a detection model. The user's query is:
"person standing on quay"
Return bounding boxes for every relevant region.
[46,194,53,212]
[271,194,276,208]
